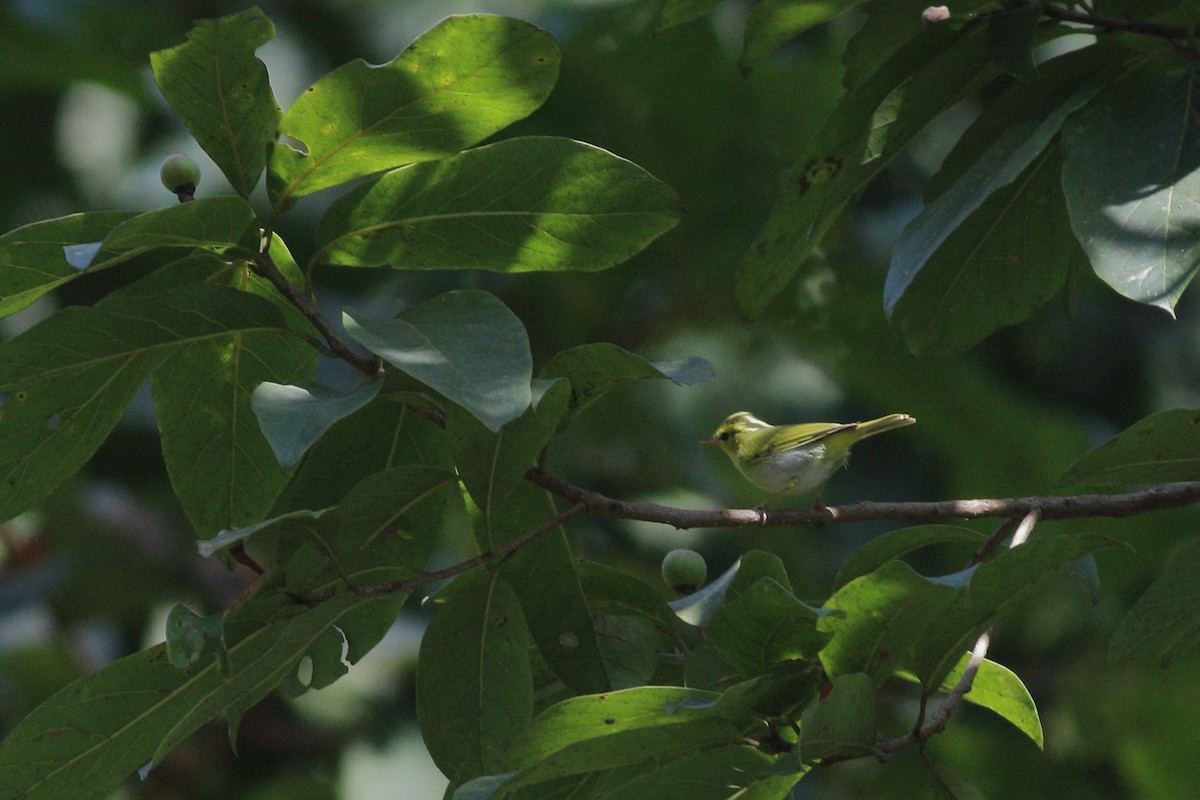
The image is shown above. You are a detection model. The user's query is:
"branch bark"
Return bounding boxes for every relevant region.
[526,470,1200,528]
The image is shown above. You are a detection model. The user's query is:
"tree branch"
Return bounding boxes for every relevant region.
[526,470,1200,528]
[1038,3,1194,42]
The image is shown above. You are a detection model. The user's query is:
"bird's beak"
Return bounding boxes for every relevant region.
[699,438,717,446]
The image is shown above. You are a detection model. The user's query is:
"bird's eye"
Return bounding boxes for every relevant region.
[718,431,730,441]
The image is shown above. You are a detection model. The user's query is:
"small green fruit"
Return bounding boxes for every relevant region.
[661,549,707,595]
[159,153,200,201]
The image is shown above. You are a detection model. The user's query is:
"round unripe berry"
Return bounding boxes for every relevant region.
[661,549,707,595]
[159,154,200,201]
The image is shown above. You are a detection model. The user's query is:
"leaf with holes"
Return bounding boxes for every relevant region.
[151,8,280,196]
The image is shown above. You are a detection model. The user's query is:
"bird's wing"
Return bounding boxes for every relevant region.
[744,422,854,464]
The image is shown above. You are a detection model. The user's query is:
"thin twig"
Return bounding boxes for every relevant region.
[251,242,380,377]
[342,502,586,598]
[1039,3,1193,41]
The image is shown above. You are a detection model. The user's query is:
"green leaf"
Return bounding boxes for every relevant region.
[741,0,868,74]
[669,558,741,627]
[799,672,877,762]
[416,568,534,782]
[0,284,294,523]
[1058,408,1200,489]
[493,482,610,695]
[506,686,723,767]
[0,211,136,318]
[726,550,793,598]
[738,22,996,316]
[890,147,1083,355]
[820,561,958,685]
[271,391,453,512]
[833,525,985,590]
[985,1,1044,81]
[154,317,315,538]
[656,0,726,31]
[1062,59,1200,314]
[335,465,459,570]
[344,290,532,432]
[590,745,780,799]
[314,137,683,274]
[708,578,829,677]
[0,591,374,800]
[150,8,280,196]
[540,342,713,422]
[83,196,259,269]
[447,379,570,536]
[268,14,559,209]
[884,59,1110,320]
[898,655,1043,747]
[1110,535,1200,666]
[252,377,383,468]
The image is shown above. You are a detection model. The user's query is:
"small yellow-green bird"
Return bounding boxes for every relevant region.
[703,411,915,496]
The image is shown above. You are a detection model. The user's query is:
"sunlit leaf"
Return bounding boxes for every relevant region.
[315,137,682,274]
[268,14,558,208]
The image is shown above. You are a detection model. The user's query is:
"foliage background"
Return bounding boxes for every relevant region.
[0,0,1196,798]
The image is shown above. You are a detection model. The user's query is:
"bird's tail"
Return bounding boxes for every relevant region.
[852,413,916,441]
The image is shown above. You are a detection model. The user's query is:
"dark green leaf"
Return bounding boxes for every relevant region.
[150,8,280,196]
[268,15,559,209]
[741,0,868,74]
[738,22,996,316]
[799,672,876,762]
[344,290,532,432]
[1059,408,1200,489]
[0,284,294,523]
[540,342,713,422]
[417,569,534,782]
[985,2,1044,81]
[911,533,1124,688]
[1110,536,1200,666]
[494,483,610,694]
[884,64,1109,319]
[0,211,136,318]
[898,655,1042,747]
[726,550,792,598]
[271,392,453,512]
[252,377,383,468]
[834,525,985,590]
[447,379,570,534]
[84,196,259,269]
[335,465,459,570]
[708,577,830,677]
[0,591,374,800]
[1062,59,1200,314]
[820,560,958,685]
[314,137,683,274]
[890,147,1083,355]
[592,745,780,799]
